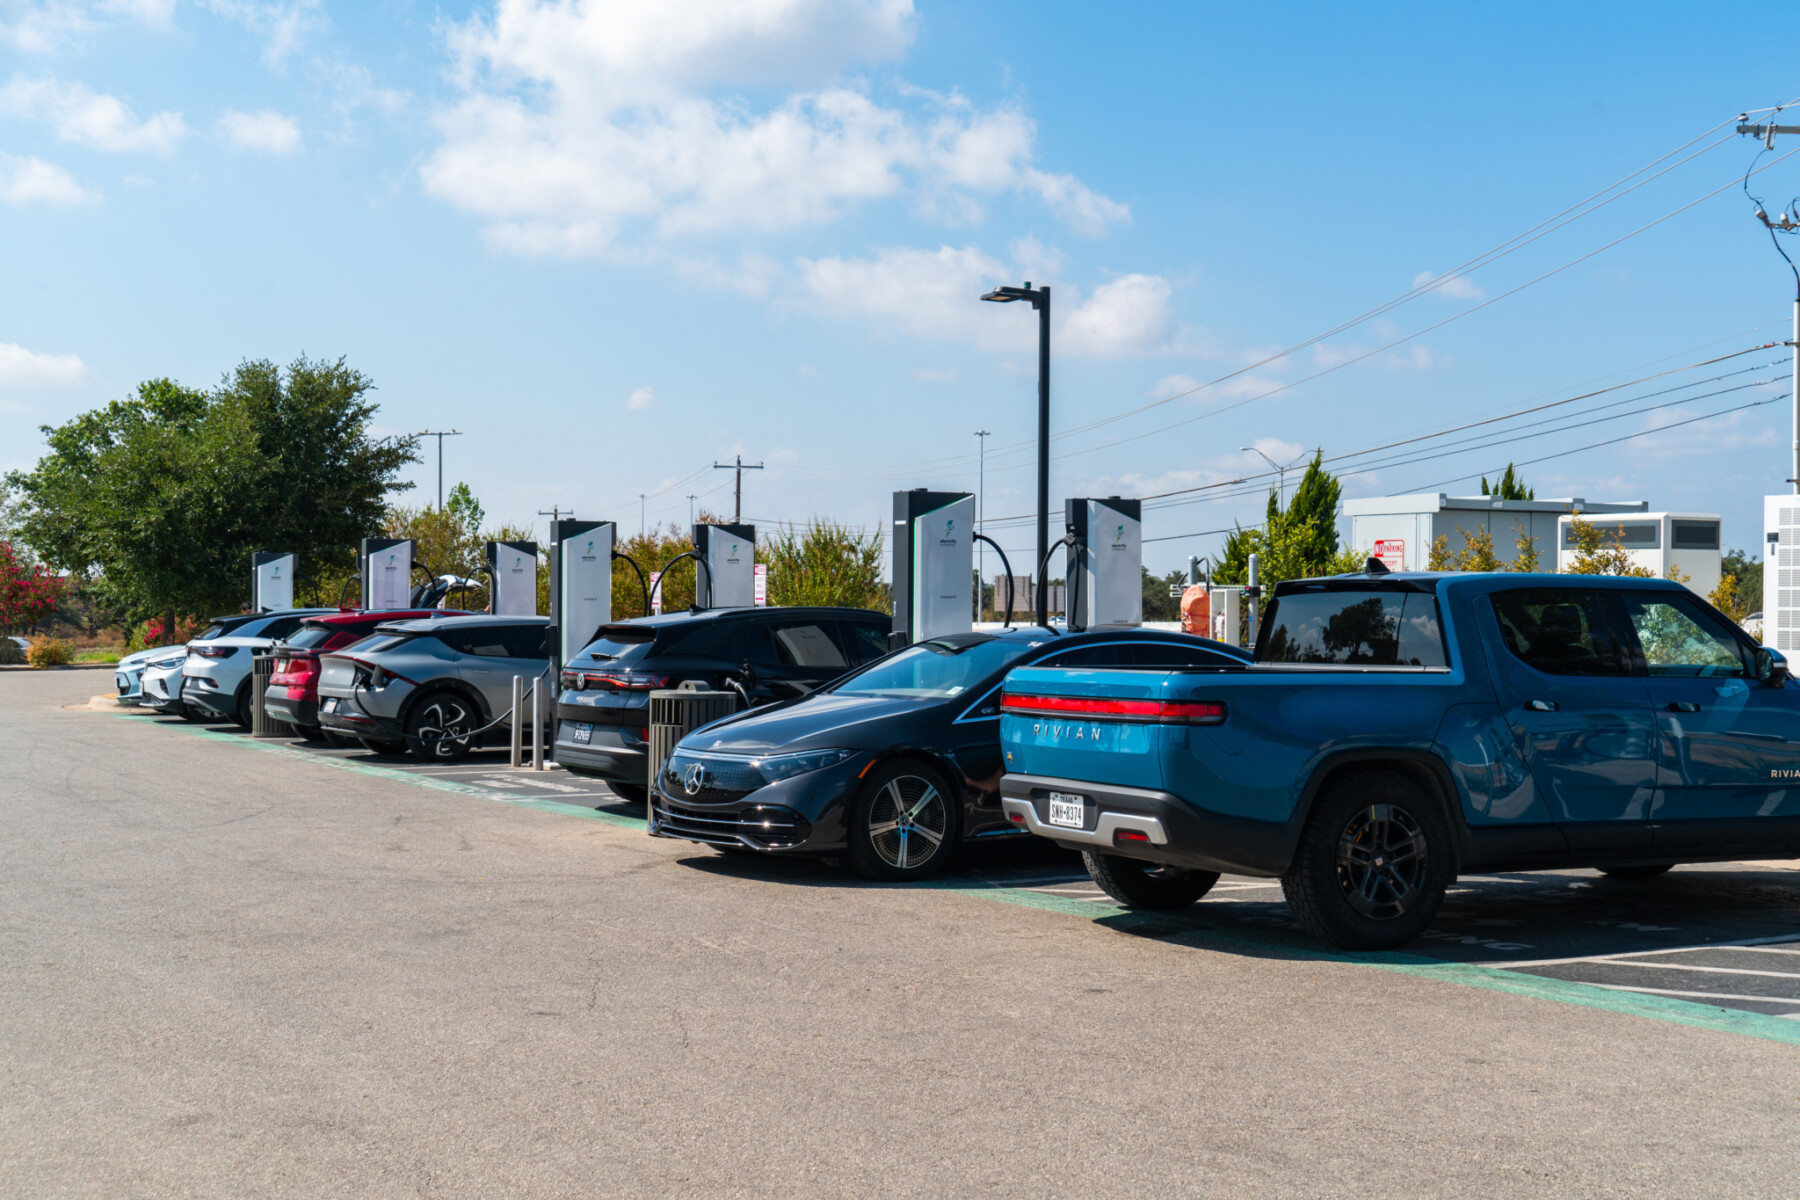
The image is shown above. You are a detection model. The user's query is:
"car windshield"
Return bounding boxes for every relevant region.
[284,625,338,649]
[340,632,412,655]
[575,626,659,665]
[832,637,1036,700]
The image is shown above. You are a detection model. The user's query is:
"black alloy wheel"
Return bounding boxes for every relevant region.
[1082,851,1220,910]
[1599,863,1675,880]
[847,759,959,881]
[178,702,208,722]
[1281,770,1452,951]
[405,693,476,762]
[233,682,254,730]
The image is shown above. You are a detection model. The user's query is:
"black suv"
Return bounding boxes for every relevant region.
[554,606,890,803]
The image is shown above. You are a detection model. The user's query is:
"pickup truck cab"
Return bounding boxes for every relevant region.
[998,570,1798,949]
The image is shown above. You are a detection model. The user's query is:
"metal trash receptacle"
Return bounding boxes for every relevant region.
[251,652,299,739]
[646,681,739,836]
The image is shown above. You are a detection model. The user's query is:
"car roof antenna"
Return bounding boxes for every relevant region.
[1364,556,1391,575]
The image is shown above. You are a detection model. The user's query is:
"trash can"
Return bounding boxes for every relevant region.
[646,681,739,836]
[251,652,298,739]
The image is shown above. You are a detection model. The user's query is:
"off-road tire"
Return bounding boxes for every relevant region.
[1599,863,1675,881]
[1082,851,1219,910]
[404,691,477,762]
[847,758,960,881]
[1281,769,1453,951]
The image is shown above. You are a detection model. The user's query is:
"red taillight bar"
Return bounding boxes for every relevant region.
[1000,693,1227,724]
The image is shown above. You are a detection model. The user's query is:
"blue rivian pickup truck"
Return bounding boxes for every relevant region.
[998,570,1798,950]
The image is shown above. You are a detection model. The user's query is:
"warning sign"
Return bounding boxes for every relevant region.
[1373,539,1407,572]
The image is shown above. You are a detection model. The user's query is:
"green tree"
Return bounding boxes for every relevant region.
[1721,548,1763,616]
[1142,566,1185,621]
[1482,464,1535,501]
[764,518,886,610]
[1216,451,1358,586]
[6,357,417,623]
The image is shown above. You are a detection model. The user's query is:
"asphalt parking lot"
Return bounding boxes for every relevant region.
[8,669,1800,1197]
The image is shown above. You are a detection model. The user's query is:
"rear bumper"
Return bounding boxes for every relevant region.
[264,696,317,726]
[999,772,1292,877]
[182,684,237,718]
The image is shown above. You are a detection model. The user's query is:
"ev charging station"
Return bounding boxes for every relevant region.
[1065,497,1143,631]
[694,523,756,609]
[550,520,613,668]
[485,540,539,616]
[360,538,415,611]
[251,551,295,612]
[891,489,975,645]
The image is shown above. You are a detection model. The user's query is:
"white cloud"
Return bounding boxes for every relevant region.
[199,0,321,68]
[0,75,185,152]
[1411,269,1485,301]
[626,386,656,411]
[219,107,301,154]
[0,152,91,203]
[0,1,174,52]
[797,244,1178,357]
[422,0,1125,255]
[1311,340,1445,373]
[0,342,95,386]
[1059,274,1176,358]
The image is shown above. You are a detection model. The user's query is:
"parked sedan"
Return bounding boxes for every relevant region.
[114,645,174,704]
[181,609,335,726]
[316,614,551,760]
[265,608,471,737]
[139,613,263,717]
[652,627,1250,879]
[554,606,892,804]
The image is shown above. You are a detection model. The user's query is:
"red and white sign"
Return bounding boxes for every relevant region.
[648,570,662,615]
[754,563,768,606]
[1373,539,1407,572]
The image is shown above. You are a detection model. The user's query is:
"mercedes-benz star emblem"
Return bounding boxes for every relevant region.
[682,763,707,796]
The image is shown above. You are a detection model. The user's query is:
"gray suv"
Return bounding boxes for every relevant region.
[315,614,551,761]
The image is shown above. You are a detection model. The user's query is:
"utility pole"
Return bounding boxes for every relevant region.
[975,429,990,615]
[687,494,698,526]
[1240,445,1308,509]
[418,429,463,510]
[1738,115,1800,492]
[712,454,765,523]
[639,494,646,538]
[980,282,1051,626]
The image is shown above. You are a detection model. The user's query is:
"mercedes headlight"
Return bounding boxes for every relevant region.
[752,748,857,783]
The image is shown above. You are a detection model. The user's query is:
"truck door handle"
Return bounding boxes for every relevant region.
[1526,699,1558,712]
[1668,701,1701,713]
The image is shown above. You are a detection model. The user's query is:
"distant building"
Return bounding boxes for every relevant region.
[1554,512,1721,597]
[1343,493,1647,572]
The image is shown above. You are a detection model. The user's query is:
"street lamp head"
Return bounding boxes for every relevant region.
[981,281,1044,306]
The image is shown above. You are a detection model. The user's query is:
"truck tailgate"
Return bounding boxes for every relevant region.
[1000,666,1189,791]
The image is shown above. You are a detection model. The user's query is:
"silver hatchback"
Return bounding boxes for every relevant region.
[315,615,552,760]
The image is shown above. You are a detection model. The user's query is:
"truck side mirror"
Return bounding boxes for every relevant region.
[1756,647,1788,686]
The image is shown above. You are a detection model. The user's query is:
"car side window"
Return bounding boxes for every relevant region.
[1490,588,1631,676]
[1036,645,1124,668]
[261,616,305,641]
[842,622,890,664]
[717,622,781,666]
[769,621,848,669]
[1618,593,1748,678]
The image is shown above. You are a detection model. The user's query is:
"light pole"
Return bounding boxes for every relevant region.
[418,429,463,510]
[639,493,646,538]
[1240,445,1308,509]
[980,282,1050,625]
[687,494,698,526]
[975,429,990,616]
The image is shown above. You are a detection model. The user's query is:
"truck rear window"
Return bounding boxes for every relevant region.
[1258,589,1446,667]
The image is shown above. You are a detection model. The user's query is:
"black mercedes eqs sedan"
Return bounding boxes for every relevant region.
[650,625,1249,880]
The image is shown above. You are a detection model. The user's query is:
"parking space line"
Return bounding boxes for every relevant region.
[1546,982,1800,1006]
[1492,933,1800,969]
[1562,961,1800,980]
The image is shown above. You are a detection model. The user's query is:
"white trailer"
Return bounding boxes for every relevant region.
[1554,512,1720,598]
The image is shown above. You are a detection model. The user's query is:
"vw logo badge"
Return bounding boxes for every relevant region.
[682,763,707,796]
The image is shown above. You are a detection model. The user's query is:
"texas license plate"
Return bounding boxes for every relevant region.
[1047,792,1088,829]
[572,723,593,745]
[322,697,339,713]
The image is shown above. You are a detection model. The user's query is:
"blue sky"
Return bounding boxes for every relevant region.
[3,0,1798,575]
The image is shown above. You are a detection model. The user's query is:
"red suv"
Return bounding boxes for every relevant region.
[266,609,469,739]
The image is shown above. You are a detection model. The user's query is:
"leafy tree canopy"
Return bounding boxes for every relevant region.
[4,357,418,621]
[1481,464,1535,501]
[1216,451,1359,585]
